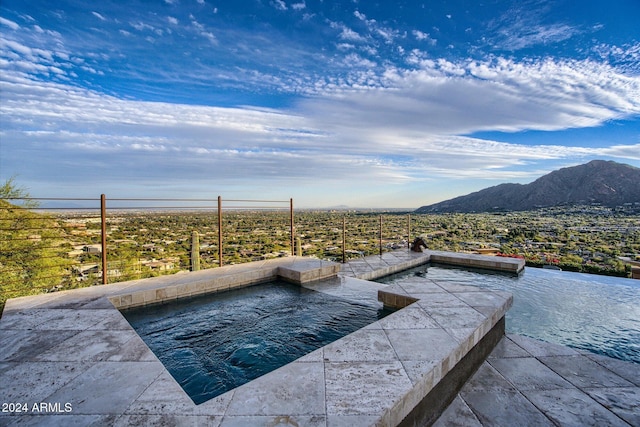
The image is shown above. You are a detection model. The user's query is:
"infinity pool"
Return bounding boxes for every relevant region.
[122,280,393,404]
[377,264,640,364]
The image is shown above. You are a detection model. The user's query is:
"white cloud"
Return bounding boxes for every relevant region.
[487,3,580,51]
[0,17,20,30]
[3,53,638,199]
[412,30,436,45]
[271,0,287,11]
[291,1,306,11]
[92,12,106,21]
[167,16,179,25]
[339,27,364,42]
[130,21,155,32]
[498,23,578,50]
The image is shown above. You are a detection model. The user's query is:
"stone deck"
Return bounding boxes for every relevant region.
[1,250,637,426]
[435,334,640,426]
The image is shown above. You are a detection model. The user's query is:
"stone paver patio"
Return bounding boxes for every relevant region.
[1,250,637,426]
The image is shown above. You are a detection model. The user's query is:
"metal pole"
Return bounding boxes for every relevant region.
[379,215,383,256]
[407,214,411,249]
[342,216,346,263]
[290,198,294,256]
[218,196,223,267]
[100,194,108,284]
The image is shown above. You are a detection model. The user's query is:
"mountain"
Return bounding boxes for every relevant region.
[415,160,640,213]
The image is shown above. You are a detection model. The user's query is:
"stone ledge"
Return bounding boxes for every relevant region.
[428,250,525,274]
[109,257,341,310]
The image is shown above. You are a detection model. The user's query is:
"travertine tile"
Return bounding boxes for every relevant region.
[585,387,640,426]
[489,357,574,391]
[225,362,325,416]
[461,389,555,426]
[539,355,635,389]
[322,329,397,362]
[425,306,487,330]
[488,335,532,359]
[325,361,412,416]
[0,329,79,361]
[377,306,439,330]
[432,395,482,427]
[523,388,629,427]
[44,361,164,415]
[0,361,94,402]
[385,328,458,363]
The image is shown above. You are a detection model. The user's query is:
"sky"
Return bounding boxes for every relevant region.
[1,0,639,209]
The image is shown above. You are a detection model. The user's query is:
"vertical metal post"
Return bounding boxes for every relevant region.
[342,216,346,263]
[100,194,108,284]
[290,198,294,256]
[379,215,383,256]
[218,196,223,267]
[407,214,411,249]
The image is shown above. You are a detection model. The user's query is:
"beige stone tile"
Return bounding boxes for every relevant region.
[325,361,412,416]
[323,329,396,362]
[225,362,325,416]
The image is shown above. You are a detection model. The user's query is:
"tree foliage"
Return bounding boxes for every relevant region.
[1,179,72,313]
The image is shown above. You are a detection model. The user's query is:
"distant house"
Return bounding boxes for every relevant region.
[73,264,100,281]
[83,244,102,255]
[142,259,175,272]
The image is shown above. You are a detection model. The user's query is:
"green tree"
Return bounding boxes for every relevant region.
[1,179,72,314]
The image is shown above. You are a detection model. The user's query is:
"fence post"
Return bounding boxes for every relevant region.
[191,231,200,271]
[100,194,108,284]
[218,196,223,267]
[379,215,383,256]
[290,198,294,256]
[407,214,411,249]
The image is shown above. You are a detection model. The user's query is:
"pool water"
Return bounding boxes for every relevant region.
[377,264,640,364]
[122,281,393,404]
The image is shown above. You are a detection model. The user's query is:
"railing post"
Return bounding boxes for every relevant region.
[218,196,223,267]
[407,214,411,249]
[100,194,108,284]
[290,198,294,256]
[342,216,346,263]
[379,215,383,256]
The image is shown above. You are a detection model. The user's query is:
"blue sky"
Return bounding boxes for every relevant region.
[1,0,639,208]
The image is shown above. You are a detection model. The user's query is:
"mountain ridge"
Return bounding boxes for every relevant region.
[415,160,640,213]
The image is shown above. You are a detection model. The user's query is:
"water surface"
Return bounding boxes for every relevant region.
[378,264,640,364]
[123,281,392,404]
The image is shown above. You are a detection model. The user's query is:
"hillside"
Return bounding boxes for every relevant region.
[415,160,640,213]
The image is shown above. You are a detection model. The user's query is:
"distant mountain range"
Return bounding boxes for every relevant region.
[415,160,640,213]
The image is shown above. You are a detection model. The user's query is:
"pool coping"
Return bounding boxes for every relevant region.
[0,250,515,426]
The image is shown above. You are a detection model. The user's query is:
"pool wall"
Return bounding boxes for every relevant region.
[340,249,524,282]
[110,257,340,310]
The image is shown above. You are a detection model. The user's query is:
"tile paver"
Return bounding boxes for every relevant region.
[435,334,640,427]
